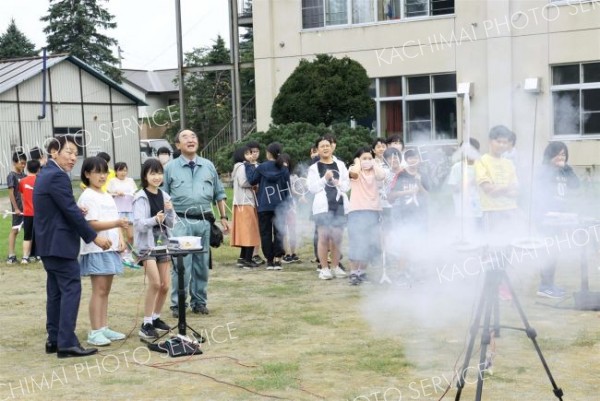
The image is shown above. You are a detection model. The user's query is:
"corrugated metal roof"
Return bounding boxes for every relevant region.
[122,69,178,94]
[0,55,67,94]
[0,55,147,105]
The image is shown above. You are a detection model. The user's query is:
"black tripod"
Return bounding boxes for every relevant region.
[454,267,564,401]
[171,250,206,344]
[144,249,205,356]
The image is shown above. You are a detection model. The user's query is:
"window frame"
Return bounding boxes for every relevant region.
[373,73,458,144]
[301,0,454,30]
[53,127,86,157]
[551,62,600,139]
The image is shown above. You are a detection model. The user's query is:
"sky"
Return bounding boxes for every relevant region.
[0,0,231,70]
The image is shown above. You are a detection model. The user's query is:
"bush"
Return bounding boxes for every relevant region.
[212,122,375,175]
[271,54,374,126]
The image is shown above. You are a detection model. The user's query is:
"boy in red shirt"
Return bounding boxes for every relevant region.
[18,159,41,264]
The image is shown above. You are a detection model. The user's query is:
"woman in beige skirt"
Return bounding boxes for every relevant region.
[231,145,261,268]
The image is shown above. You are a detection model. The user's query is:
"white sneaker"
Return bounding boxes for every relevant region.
[332,266,346,278]
[319,268,333,280]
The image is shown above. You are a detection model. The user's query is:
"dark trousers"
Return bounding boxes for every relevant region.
[258,211,284,263]
[239,246,254,261]
[42,256,82,349]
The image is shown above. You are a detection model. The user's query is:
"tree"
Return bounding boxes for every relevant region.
[157,36,233,146]
[239,2,255,104]
[41,0,121,82]
[271,54,374,126]
[0,19,38,59]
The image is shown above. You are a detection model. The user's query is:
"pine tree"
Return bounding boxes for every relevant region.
[0,19,38,59]
[41,0,121,82]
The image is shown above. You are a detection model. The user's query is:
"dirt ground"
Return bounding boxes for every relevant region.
[0,243,599,401]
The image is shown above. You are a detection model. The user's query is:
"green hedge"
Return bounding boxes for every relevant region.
[213,122,375,174]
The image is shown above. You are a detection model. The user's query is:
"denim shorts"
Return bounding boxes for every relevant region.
[80,251,123,276]
[347,210,381,262]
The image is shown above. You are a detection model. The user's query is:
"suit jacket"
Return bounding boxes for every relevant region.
[33,160,97,260]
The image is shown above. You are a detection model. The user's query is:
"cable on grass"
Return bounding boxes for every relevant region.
[135,362,290,400]
[97,254,171,355]
[295,380,326,399]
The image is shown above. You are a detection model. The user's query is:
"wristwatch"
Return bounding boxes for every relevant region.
[220,215,228,220]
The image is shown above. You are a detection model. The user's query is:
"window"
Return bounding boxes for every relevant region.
[302,0,453,28]
[431,0,455,16]
[54,127,85,156]
[302,0,324,28]
[551,62,600,137]
[326,0,348,25]
[373,73,457,142]
[353,0,375,23]
[379,0,401,20]
[405,0,455,18]
[405,0,428,18]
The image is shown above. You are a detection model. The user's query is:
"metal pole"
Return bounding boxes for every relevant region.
[229,0,243,141]
[175,0,186,130]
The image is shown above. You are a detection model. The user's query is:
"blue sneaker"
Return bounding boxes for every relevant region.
[123,258,139,269]
[87,330,111,346]
[103,327,126,341]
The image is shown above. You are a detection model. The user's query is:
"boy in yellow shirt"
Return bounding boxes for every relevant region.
[475,126,519,303]
[475,126,519,242]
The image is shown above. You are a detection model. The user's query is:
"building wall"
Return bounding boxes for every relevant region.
[119,81,176,140]
[0,60,142,183]
[252,0,600,167]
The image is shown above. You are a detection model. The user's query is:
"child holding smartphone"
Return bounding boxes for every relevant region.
[133,158,175,340]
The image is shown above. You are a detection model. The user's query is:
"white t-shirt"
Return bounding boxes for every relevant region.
[107,177,137,212]
[77,188,121,254]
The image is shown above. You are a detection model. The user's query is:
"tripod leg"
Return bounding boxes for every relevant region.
[455,273,491,401]
[475,277,497,401]
[186,324,206,343]
[493,293,500,337]
[501,272,564,401]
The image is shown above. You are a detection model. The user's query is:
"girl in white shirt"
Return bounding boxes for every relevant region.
[78,157,130,347]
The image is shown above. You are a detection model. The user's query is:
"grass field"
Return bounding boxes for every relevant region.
[0,184,599,400]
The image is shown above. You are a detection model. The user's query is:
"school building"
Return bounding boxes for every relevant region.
[0,54,146,183]
[251,0,600,173]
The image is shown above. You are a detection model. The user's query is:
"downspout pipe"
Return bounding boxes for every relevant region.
[38,48,47,120]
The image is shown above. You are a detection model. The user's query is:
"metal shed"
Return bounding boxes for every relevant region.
[0,54,147,183]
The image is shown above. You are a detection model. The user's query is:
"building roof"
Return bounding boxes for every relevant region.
[121,68,178,94]
[0,54,146,105]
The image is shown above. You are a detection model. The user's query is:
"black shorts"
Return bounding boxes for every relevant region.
[11,213,23,228]
[137,252,171,267]
[23,216,34,241]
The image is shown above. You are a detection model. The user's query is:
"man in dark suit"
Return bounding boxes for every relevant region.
[34,136,111,358]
